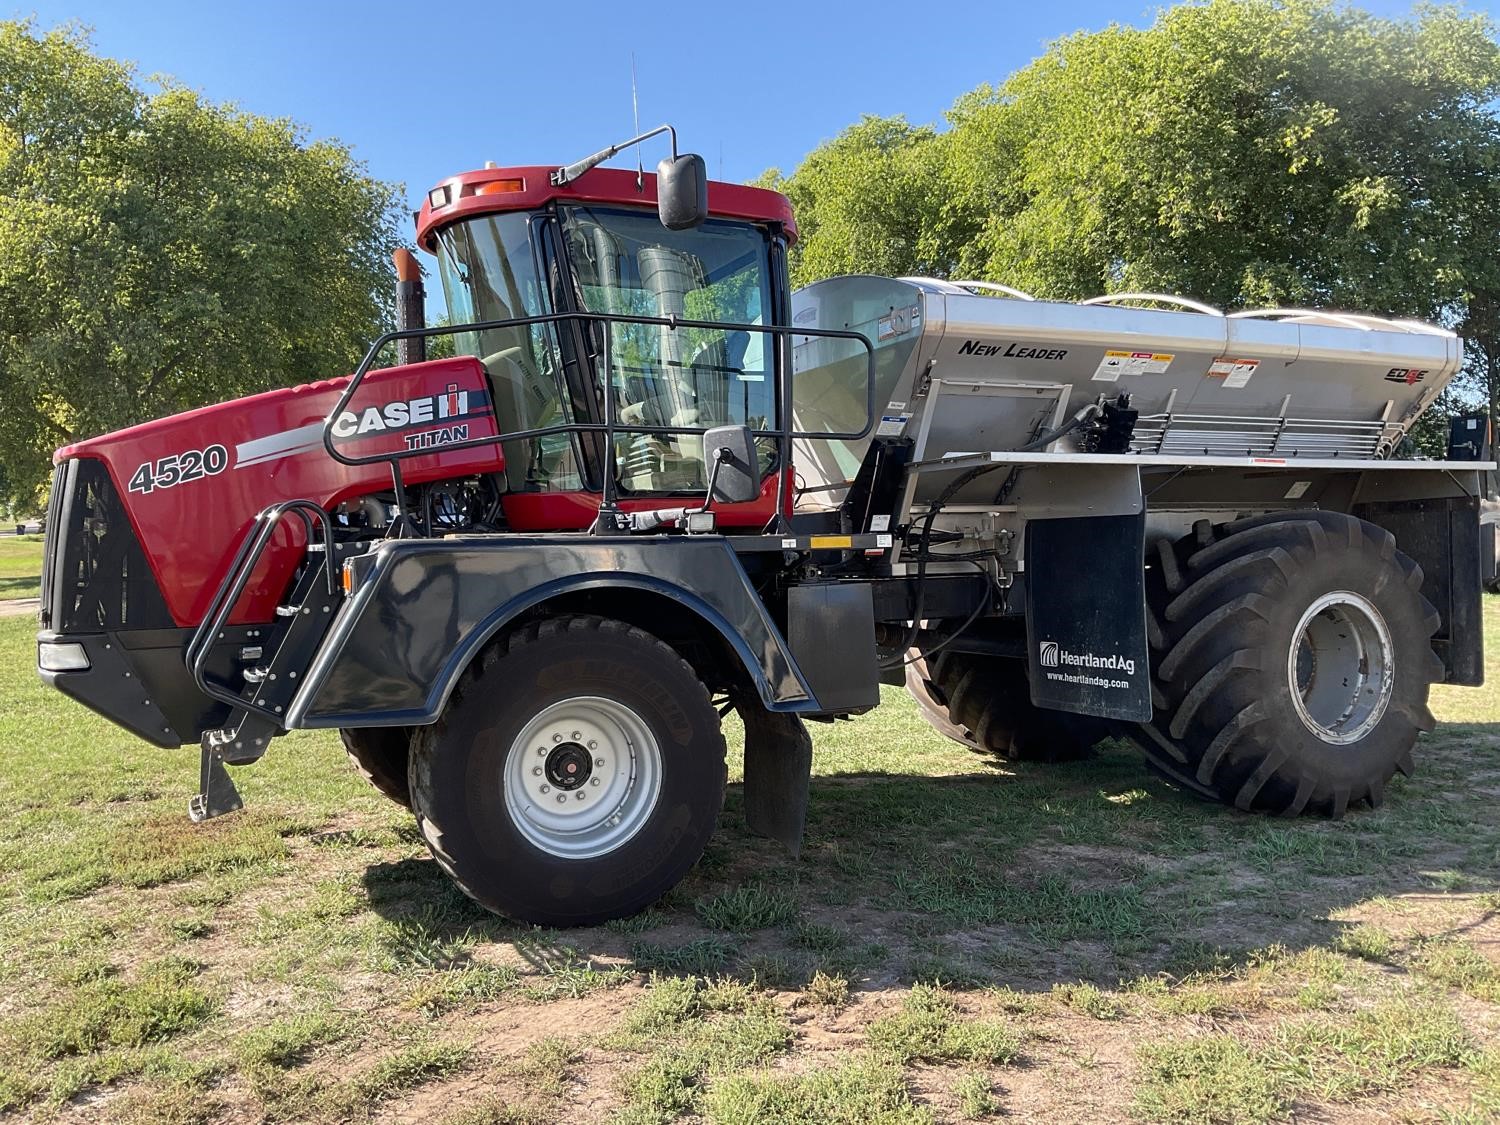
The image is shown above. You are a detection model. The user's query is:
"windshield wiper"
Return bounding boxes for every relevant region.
[436,227,471,284]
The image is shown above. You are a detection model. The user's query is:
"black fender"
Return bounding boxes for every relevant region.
[286,535,821,729]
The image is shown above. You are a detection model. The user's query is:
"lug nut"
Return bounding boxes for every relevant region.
[532,766,542,776]
[571,731,581,740]
[575,791,586,801]
[587,740,598,750]
[552,734,562,743]
[595,757,605,767]
[538,747,546,757]
[540,784,551,794]
[590,778,601,787]
[556,794,567,804]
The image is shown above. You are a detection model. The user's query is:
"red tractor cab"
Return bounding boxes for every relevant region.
[408,152,799,534]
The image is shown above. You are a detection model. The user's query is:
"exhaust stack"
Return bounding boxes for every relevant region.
[393,248,426,366]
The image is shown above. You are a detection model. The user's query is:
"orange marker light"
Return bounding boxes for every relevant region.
[473,178,524,196]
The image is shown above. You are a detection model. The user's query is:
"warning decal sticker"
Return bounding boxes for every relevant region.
[1092,350,1174,382]
[1208,357,1260,388]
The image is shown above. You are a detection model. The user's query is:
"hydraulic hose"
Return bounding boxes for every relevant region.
[876,402,1104,669]
[1015,401,1104,452]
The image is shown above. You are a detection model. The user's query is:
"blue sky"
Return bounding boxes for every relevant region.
[12,0,1460,231]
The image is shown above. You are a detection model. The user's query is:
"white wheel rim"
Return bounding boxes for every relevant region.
[502,695,662,859]
[1288,591,1395,745]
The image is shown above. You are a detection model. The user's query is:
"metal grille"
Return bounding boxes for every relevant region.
[1129,413,1402,459]
[54,458,173,632]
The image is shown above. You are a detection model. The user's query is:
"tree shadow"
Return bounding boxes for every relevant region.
[359,725,1500,995]
[0,575,38,596]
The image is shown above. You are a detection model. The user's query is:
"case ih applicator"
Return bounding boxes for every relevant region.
[38,129,1491,924]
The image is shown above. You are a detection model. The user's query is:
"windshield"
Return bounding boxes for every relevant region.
[561,206,776,493]
[433,213,581,494]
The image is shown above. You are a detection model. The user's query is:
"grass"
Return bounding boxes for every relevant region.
[1134,997,1474,1123]
[0,596,1495,1120]
[1134,1034,1289,1124]
[704,1055,932,1124]
[0,535,42,600]
[866,984,1025,1065]
[804,970,851,1008]
[609,977,795,1120]
[696,884,800,931]
[952,1070,999,1119]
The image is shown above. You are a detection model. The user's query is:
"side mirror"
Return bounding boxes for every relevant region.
[657,153,708,230]
[703,424,761,505]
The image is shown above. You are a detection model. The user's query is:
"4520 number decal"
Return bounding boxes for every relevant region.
[128,445,230,495]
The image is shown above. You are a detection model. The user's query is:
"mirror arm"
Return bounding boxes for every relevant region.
[692,446,731,515]
[551,125,679,186]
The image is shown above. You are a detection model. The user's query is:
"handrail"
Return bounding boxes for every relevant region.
[899,276,1038,300]
[952,281,1038,301]
[1228,308,1455,336]
[185,499,336,720]
[1081,292,1225,316]
[324,311,880,528]
[1229,308,1374,331]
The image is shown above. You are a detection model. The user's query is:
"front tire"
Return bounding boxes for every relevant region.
[340,728,412,808]
[1134,511,1442,817]
[409,615,727,926]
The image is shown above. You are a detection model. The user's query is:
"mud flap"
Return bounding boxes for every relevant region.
[1354,495,1485,685]
[737,697,813,858]
[188,737,244,822]
[1025,512,1152,721]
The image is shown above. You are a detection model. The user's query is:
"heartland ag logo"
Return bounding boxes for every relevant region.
[331,384,487,439]
[1037,640,1136,677]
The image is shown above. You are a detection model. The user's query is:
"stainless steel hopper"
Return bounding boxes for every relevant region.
[790,276,1462,507]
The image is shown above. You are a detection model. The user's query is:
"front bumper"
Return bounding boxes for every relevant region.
[37,630,183,747]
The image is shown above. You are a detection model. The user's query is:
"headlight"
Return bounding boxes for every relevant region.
[38,641,90,672]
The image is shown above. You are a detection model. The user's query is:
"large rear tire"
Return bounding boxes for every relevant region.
[904,650,1104,762]
[340,728,412,808]
[408,615,727,926]
[1134,511,1442,817]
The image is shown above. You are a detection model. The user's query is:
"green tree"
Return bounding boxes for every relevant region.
[0,21,403,508]
[770,1,1500,428]
[757,115,951,288]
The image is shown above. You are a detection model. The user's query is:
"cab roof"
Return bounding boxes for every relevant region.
[415,165,797,253]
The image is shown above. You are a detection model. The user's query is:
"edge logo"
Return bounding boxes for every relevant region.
[1384,368,1428,385]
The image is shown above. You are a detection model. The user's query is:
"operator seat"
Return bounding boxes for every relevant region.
[480,345,577,489]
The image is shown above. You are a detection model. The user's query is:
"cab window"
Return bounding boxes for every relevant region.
[432,213,581,493]
[561,206,776,494]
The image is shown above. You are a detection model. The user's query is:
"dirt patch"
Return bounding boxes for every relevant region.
[0,597,38,618]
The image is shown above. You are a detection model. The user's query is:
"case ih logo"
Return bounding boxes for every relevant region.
[331,384,489,444]
[1385,367,1428,385]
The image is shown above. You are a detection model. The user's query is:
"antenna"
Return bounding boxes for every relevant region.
[631,54,643,187]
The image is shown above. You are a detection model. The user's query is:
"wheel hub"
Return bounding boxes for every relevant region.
[545,742,592,790]
[504,696,663,859]
[1287,591,1395,745]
